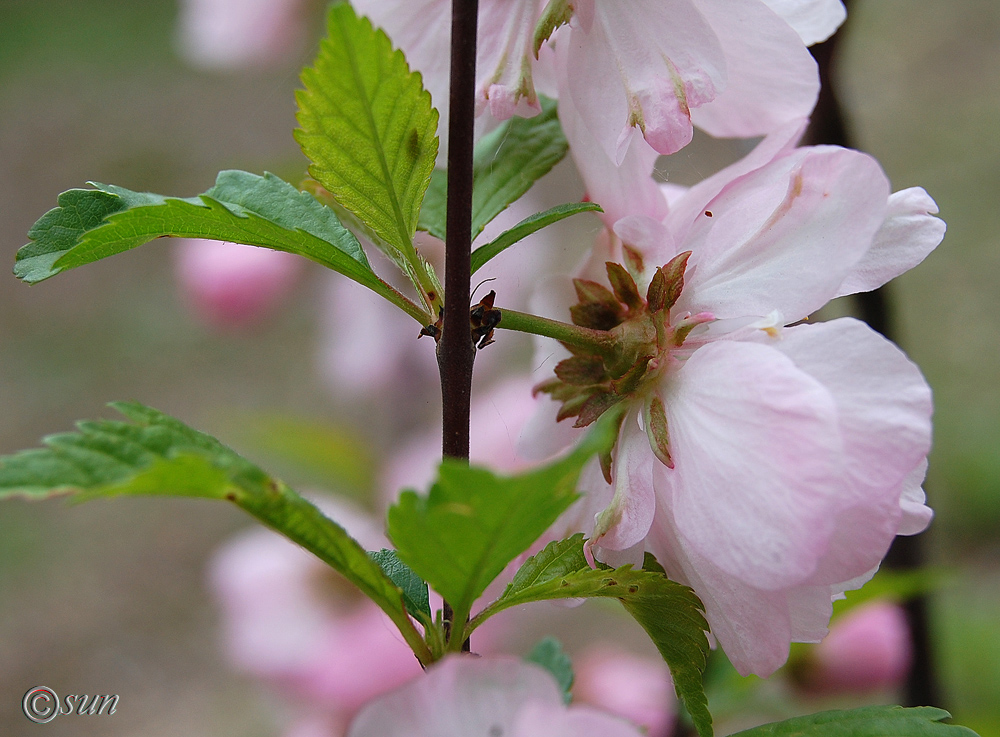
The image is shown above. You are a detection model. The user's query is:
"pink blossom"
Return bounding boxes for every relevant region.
[574,646,675,736]
[519,126,943,677]
[209,497,423,720]
[346,655,645,737]
[802,600,913,693]
[353,0,836,159]
[176,0,308,69]
[174,239,301,328]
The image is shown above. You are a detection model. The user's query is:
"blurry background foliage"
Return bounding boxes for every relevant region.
[0,0,998,735]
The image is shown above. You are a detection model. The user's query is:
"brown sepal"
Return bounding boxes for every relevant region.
[661,250,691,312]
[570,301,626,331]
[645,266,667,313]
[554,355,607,386]
[574,391,620,428]
[606,262,643,311]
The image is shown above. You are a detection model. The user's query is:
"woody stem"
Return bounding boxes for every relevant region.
[438,0,478,653]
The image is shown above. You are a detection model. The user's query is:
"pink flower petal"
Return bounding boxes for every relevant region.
[660,339,844,589]
[681,146,889,322]
[346,656,644,737]
[836,187,946,298]
[760,0,847,45]
[564,0,725,161]
[689,0,819,139]
[774,319,932,584]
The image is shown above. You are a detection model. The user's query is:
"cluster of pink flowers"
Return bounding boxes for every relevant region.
[182,0,941,732]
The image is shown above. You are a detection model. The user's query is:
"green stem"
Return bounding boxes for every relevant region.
[497,307,615,355]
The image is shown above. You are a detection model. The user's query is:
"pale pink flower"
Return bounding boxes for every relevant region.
[347,655,645,737]
[519,124,944,677]
[209,497,423,722]
[353,0,837,160]
[574,646,675,736]
[176,0,308,69]
[802,600,913,693]
[174,239,302,328]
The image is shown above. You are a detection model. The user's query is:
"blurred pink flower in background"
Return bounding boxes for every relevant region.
[176,0,310,69]
[209,497,423,733]
[347,655,645,737]
[175,239,302,328]
[800,600,913,694]
[574,646,675,737]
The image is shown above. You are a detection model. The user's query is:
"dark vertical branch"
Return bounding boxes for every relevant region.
[438,0,478,650]
[804,2,941,707]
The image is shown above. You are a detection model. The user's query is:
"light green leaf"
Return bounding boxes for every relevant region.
[525,637,574,704]
[470,202,602,275]
[475,536,712,737]
[14,171,428,323]
[417,96,569,243]
[370,549,432,622]
[729,706,980,737]
[386,408,620,642]
[0,402,432,664]
[295,3,438,289]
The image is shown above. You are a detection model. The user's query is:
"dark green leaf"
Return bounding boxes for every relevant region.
[470,202,602,275]
[729,706,980,737]
[525,637,574,704]
[477,537,712,737]
[295,3,438,279]
[0,402,432,664]
[417,96,569,242]
[417,169,448,241]
[370,549,432,622]
[14,171,427,322]
[387,409,620,633]
[471,96,567,238]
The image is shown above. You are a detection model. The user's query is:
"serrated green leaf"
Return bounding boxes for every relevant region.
[387,409,620,642]
[730,706,980,737]
[370,549,432,622]
[417,96,569,243]
[295,3,438,287]
[476,537,712,737]
[470,201,602,275]
[14,171,429,323]
[526,637,574,704]
[0,402,432,664]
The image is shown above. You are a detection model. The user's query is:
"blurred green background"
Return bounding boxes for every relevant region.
[0,0,998,735]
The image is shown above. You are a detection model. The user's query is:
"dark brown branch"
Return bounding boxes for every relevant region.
[438,0,479,652]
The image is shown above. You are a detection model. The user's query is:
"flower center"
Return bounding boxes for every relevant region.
[533,251,711,428]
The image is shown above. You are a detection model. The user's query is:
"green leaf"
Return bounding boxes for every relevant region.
[470,202,602,275]
[295,3,438,284]
[0,402,432,664]
[476,536,712,737]
[417,169,448,241]
[370,549,432,622]
[14,171,428,323]
[417,96,569,243]
[729,706,980,737]
[525,637,574,704]
[386,408,620,639]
